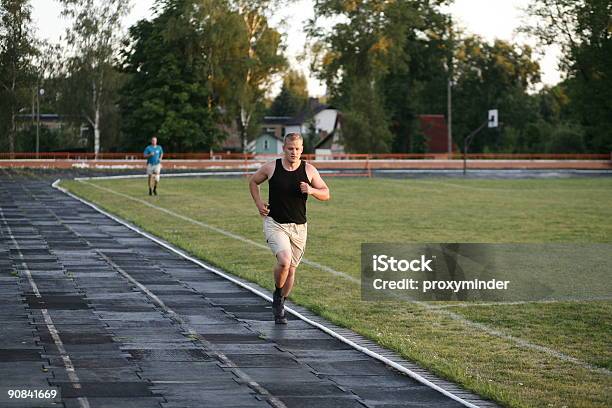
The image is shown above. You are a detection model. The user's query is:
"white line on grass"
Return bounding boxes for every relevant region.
[79,180,359,283]
[70,179,610,376]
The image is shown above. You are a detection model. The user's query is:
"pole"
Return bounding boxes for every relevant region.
[447,15,454,159]
[447,79,452,158]
[36,86,40,158]
[463,120,488,175]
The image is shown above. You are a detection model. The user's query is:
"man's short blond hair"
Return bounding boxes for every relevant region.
[283,132,303,145]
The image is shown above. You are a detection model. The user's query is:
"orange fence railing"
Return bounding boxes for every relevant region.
[0,152,610,161]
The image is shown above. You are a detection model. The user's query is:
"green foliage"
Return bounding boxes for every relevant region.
[340,79,393,153]
[59,0,130,154]
[451,37,541,153]
[381,9,451,153]
[309,2,546,154]
[119,0,225,152]
[309,0,416,153]
[120,0,285,152]
[268,70,308,117]
[522,0,612,152]
[231,1,286,149]
[546,123,586,153]
[311,0,603,155]
[15,124,85,152]
[0,0,37,153]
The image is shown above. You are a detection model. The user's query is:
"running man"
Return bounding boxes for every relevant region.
[249,133,330,324]
[144,136,163,196]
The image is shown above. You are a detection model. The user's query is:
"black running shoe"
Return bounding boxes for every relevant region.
[275,315,288,325]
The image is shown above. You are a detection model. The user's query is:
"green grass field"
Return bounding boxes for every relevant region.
[62,176,612,408]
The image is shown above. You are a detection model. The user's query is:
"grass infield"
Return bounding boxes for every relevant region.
[62,176,612,408]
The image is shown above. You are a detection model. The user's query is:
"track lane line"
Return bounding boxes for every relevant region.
[0,207,91,408]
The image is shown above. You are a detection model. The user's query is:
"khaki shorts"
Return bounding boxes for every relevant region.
[146,163,161,176]
[263,216,307,267]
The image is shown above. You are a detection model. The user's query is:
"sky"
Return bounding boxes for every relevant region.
[31,0,562,97]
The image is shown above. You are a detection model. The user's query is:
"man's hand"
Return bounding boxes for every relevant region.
[257,201,270,217]
[304,164,330,201]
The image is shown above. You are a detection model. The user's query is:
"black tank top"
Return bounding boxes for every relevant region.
[268,159,309,224]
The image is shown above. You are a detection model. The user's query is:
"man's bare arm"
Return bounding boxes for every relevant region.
[249,163,272,216]
[300,164,330,201]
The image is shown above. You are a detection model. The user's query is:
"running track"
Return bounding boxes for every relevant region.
[0,170,499,408]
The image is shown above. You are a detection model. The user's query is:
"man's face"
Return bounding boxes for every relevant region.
[283,139,303,164]
[151,137,157,146]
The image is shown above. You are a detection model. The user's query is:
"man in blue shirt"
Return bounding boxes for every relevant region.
[144,136,164,196]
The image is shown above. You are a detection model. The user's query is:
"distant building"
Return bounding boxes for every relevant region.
[258,98,343,156]
[15,113,90,149]
[314,114,453,155]
[15,114,65,131]
[418,114,451,154]
[259,116,297,140]
[247,133,283,154]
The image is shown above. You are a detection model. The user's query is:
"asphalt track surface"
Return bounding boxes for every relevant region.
[0,170,501,408]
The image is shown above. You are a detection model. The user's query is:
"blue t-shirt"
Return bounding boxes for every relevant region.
[144,145,163,165]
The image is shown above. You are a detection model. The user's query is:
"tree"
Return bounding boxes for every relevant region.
[522,0,612,151]
[230,0,286,150]
[341,78,393,153]
[0,0,37,155]
[451,37,540,153]
[59,0,131,155]
[268,70,308,117]
[381,8,453,152]
[308,0,430,152]
[119,0,225,152]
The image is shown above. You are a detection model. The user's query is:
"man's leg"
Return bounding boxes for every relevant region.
[272,250,291,324]
[148,175,154,195]
[274,250,292,288]
[281,223,306,299]
[281,266,296,298]
[153,171,160,195]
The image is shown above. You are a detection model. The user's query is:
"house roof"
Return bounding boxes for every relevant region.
[290,103,336,126]
[15,114,62,121]
[261,102,338,127]
[262,116,293,125]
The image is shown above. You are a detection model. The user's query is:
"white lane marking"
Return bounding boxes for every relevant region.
[0,208,91,408]
[95,250,287,408]
[427,297,612,309]
[73,168,373,182]
[54,180,612,378]
[74,171,250,181]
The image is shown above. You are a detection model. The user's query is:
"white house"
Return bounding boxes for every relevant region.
[283,105,338,137]
[247,133,283,154]
[259,100,343,155]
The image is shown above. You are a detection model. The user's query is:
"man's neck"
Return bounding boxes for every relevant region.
[282,157,300,171]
